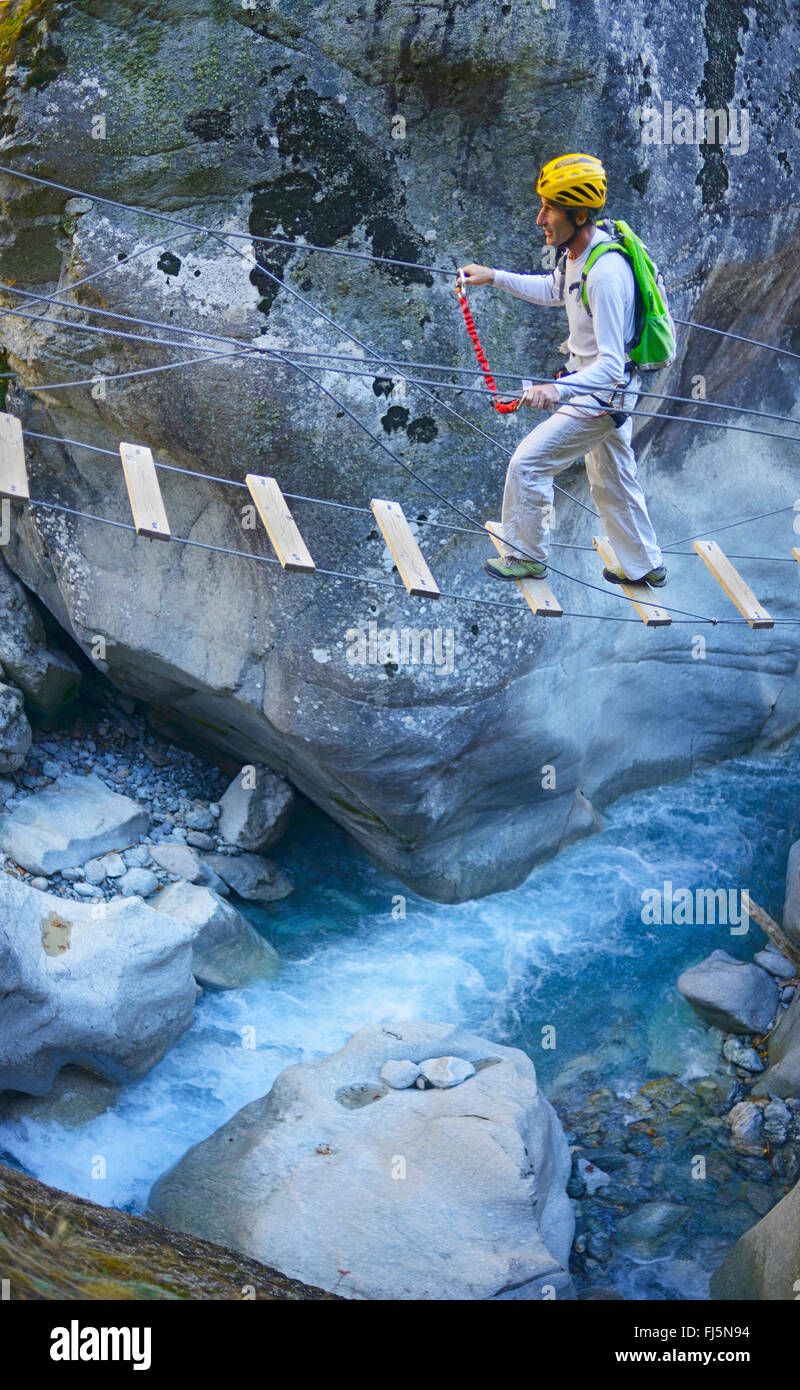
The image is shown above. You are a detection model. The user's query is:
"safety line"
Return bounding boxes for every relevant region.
[4,287,800,446]
[1,163,797,363]
[28,495,800,625]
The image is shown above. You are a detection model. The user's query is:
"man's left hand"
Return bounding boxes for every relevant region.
[521,382,560,410]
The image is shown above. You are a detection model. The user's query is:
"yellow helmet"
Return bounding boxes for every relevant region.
[536,153,607,208]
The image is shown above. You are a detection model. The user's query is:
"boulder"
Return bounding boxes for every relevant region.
[218,765,294,853]
[0,875,196,1094]
[150,842,228,894]
[677,950,779,1035]
[202,852,293,903]
[153,880,280,989]
[0,681,30,772]
[782,840,800,951]
[710,1176,800,1300]
[0,556,80,718]
[147,1020,575,1300]
[752,990,800,1100]
[0,774,149,875]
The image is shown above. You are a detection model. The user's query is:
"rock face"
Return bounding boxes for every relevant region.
[0,681,30,772]
[0,773,150,874]
[710,1177,800,1301]
[1,3,799,902]
[153,880,280,988]
[0,874,196,1093]
[677,950,779,1035]
[147,1020,575,1300]
[752,990,800,1100]
[218,765,294,852]
[0,555,81,718]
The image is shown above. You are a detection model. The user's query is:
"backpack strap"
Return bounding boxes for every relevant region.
[579,241,631,314]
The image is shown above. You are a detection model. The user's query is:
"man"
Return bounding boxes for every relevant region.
[462,152,667,588]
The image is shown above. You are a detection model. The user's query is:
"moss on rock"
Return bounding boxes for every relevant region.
[0,1161,339,1300]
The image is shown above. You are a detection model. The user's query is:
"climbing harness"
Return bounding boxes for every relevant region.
[454,269,523,413]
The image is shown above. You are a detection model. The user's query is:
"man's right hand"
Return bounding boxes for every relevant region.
[460,263,495,286]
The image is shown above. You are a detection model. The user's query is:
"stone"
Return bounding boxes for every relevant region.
[83,857,108,884]
[379,1059,421,1089]
[576,1157,611,1196]
[218,766,294,853]
[29,875,49,891]
[613,1202,687,1259]
[751,989,800,1100]
[722,1038,765,1073]
[74,882,103,898]
[710,1175,800,1300]
[0,556,81,718]
[147,1021,575,1300]
[677,950,779,1035]
[0,774,150,876]
[186,830,215,851]
[754,948,795,979]
[0,681,31,773]
[185,805,215,831]
[117,868,159,898]
[150,842,228,894]
[123,845,153,869]
[0,875,196,1093]
[418,1055,476,1088]
[202,852,293,903]
[153,881,279,989]
[728,1101,764,1157]
[100,852,128,878]
[763,1099,791,1143]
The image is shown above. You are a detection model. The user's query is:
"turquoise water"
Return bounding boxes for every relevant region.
[2,739,799,1298]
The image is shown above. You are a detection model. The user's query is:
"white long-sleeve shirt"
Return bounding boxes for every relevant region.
[492,226,637,404]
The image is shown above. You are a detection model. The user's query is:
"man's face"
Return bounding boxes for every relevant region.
[536,197,585,246]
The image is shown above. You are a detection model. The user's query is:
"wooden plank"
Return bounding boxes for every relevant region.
[741,893,800,975]
[592,535,672,626]
[0,412,29,501]
[119,442,171,541]
[371,498,440,598]
[485,521,562,616]
[245,474,315,572]
[693,539,773,628]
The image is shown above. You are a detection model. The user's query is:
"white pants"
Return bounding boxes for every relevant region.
[501,378,663,578]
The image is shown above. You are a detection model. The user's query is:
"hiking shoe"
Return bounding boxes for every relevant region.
[603,564,668,588]
[483,556,548,581]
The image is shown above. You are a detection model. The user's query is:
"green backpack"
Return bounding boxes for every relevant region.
[580,218,677,371]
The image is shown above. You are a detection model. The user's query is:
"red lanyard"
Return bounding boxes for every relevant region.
[455,272,522,413]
